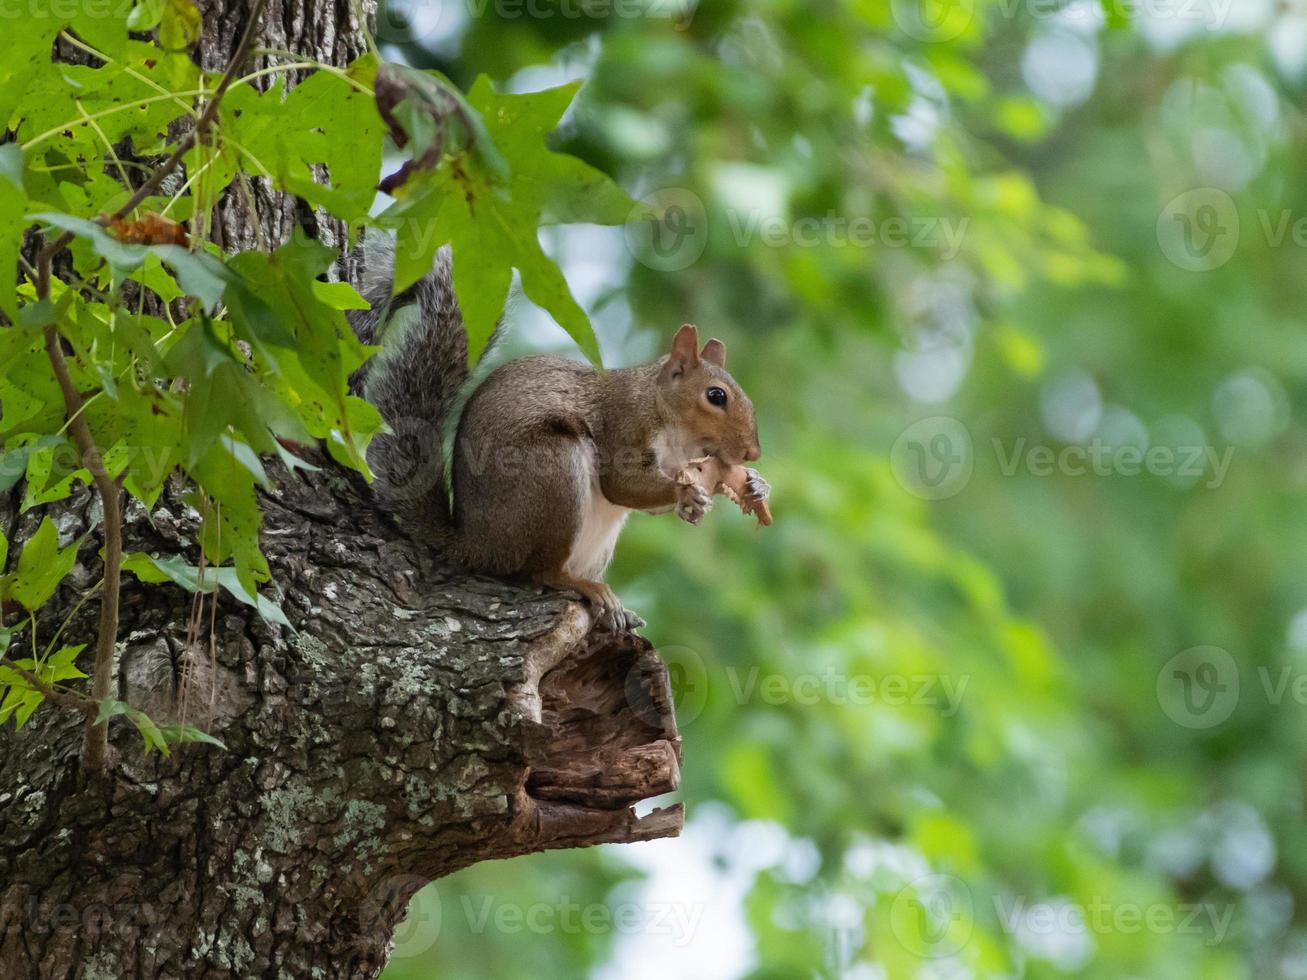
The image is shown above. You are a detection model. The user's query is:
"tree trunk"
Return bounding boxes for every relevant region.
[199,0,369,283]
[0,456,683,977]
[0,3,684,976]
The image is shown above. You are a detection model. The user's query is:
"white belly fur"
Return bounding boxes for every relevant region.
[564,442,630,581]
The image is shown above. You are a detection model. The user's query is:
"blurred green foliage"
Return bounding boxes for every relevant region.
[381,0,1307,977]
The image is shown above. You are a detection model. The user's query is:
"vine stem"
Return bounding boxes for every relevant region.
[32,0,270,773]
[0,658,97,718]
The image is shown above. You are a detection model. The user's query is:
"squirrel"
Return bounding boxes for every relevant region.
[348,242,770,631]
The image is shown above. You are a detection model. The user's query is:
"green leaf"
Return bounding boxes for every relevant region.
[17,44,194,180]
[94,699,224,753]
[39,645,88,684]
[381,76,626,365]
[160,0,201,51]
[312,280,371,310]
[0,143,28,324]
[218,54,383,225]
[224,234,379,471]
[0,448,25,495]
[128,707,169,755]
[158,723,226,750]
[0,680,43,730]
[127,0,166,31]
[96,698,131,724]
[1101,0,1132,28]
[123,552,294,630]
[5,517,82,612]
[0,22,64,151]
[275,440,321,474]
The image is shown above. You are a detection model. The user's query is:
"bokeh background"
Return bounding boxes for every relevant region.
[375,0,1307,976]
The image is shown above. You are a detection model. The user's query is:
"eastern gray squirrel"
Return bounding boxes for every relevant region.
[348,243,769,630]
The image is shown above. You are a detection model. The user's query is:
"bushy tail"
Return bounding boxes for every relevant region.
[348,240,468,550]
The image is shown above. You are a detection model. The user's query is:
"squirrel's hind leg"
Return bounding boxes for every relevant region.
[535,569,645,633]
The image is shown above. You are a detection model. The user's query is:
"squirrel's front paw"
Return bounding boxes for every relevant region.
[675,481,713,525]
[743,468,771,504]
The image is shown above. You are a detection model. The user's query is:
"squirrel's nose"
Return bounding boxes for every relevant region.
[745,444,761,462]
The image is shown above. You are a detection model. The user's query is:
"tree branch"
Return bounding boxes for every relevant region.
[0,453,684,976]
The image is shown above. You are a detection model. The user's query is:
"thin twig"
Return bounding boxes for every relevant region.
[0,658,98,719]
[41,323,123,771]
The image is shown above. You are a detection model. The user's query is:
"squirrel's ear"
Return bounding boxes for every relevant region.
[700,338,727,368]
[666,324,700,377]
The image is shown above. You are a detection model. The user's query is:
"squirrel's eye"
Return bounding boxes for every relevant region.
[706,386,728,408]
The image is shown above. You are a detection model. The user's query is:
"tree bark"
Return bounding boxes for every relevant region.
[0,2,683,976]
[0,456,683,978]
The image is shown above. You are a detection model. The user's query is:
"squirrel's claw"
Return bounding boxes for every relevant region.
[676,483,713,525]
[743,468,771,504]
[588,581,640,633]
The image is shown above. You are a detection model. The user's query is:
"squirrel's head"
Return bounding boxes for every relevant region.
[657,324,761,466]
